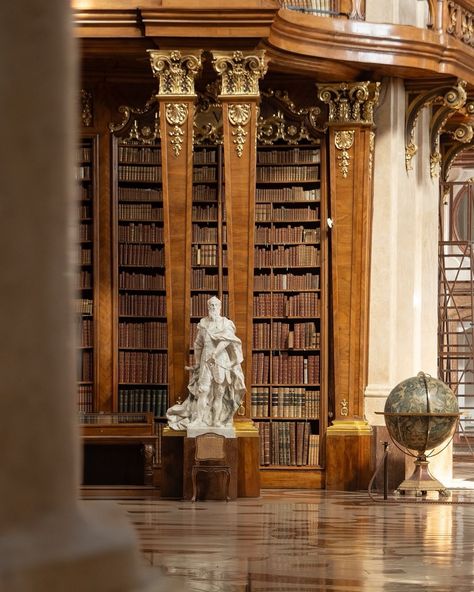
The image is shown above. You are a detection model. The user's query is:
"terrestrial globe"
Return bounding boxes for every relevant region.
[380,372,459,496]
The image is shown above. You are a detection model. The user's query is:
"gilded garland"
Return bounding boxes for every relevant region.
[165,103,188,157]
[334,130,355,179]
[228,103,251,158]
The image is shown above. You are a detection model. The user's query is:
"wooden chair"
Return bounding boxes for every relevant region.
[191,432,231,502]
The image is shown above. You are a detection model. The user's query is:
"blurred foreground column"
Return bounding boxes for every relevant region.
[0,2,143,590]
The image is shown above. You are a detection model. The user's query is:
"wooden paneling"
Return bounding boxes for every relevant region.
[261,468,324,489]
[326,432,372,490]
[237,436,261,497]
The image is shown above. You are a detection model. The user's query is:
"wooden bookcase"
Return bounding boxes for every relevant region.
[252,138,327,488]
[76,135,98,413]
[112,132,167,464]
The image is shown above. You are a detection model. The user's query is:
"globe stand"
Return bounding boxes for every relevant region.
[396,453,449,497]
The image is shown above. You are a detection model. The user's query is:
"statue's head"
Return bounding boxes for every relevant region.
[207,296,222,318]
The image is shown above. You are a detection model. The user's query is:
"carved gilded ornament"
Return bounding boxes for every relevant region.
[211,50,268,97]
[317,81,380,125]
[340,399,349,417]
[228,103,251,158]
[334,130,354,179]
[109,96,161,145]
[368,131,375,181]
[148,50,202,96]
[447,1,474,47]
[80,89,93,127]
[442,123,474,181]
[165,103,188,157]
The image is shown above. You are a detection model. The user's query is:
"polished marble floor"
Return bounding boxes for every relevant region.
[88,479,474,592]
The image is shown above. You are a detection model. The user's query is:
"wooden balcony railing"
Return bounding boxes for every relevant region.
[278,0,365,20]
[427,0,474,47]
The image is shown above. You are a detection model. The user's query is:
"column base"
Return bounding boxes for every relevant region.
[326,420,372,491]
[0,501,164,592]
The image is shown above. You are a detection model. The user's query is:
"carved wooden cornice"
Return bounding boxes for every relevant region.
[147,50,203,96]
[211,50,268,97]
[317,81,380,126]
[257,88,326,144]
[405,79,467,171]
[109,94,160,144]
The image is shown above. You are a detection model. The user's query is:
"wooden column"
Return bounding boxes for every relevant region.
[211,50,268,497]
[318,82,380,490]
[148,50,202,404]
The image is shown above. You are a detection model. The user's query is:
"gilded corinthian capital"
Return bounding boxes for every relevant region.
[317,81,380,125]
[147,49,203,96]
[211,50,268,96]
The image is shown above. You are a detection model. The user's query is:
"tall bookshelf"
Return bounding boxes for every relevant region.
[190,143,228,360]
[112,133,167,461]
[76,136,98,413]
[252,140,327,486]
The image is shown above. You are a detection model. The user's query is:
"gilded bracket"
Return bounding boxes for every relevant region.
[109,95,161,145]
[405,79,467,172]
[334,130,355,178]
[317,81,380,126]
[441,123,474,181]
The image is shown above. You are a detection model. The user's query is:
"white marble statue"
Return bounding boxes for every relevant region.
[166,296,246,430]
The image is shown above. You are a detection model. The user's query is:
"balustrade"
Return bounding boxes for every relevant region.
[278,0,365,20]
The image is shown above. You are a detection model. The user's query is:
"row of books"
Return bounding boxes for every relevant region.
[257,421,320,466]
[191,293,229,318]
[192,224,227,243]
[118,388,168,416]
[257,148,320,164]
[118,146,161,164]
[255,226,320,244]
[254,272,319,291]
[255,204,319,221]
[118,204,163,221]
[77,385,93,413]
[193,167,217,182]
[119,223,163,244]
[251,352,320,384]
[192,205,218,220]
[79,223,92,242]
[76,166,91,181]
[119,321,167,349]
[119,294,166,317]
[251,387,320,418]
[76,298,93,315]
[79,319,93,347]
[255,245,320,267]
[194,149,217,164]
[78,204,92,219]
[119,244,164,267]
[79,185,92,200]
[79,351,93,381]
[191,269,228,290]
[192,186,217,201]
[253,292,320,317]
[191,245,228,267]
[119,271,165,291]
[256,187,319,202]
[256,166,319,183]
[118,351,167,383]
[118,187,162,202]
[77,146,92,162]
[78,271,92,290]
[253,321,319,350]
[77,248,92,266]
[118,165,162,183]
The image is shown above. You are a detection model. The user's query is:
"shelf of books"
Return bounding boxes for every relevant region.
[113,138,167,462]
[189,144,228,361]
[252,141,326,487]
[76,136,97,414]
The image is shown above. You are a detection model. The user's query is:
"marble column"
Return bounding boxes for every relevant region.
[0,3,145,590]
[366,77,450,482]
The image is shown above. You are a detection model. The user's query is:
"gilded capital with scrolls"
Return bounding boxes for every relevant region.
[211,50,268,97]
[334,130,355,179]
[148,50,202,96]
[317,81,380,125]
